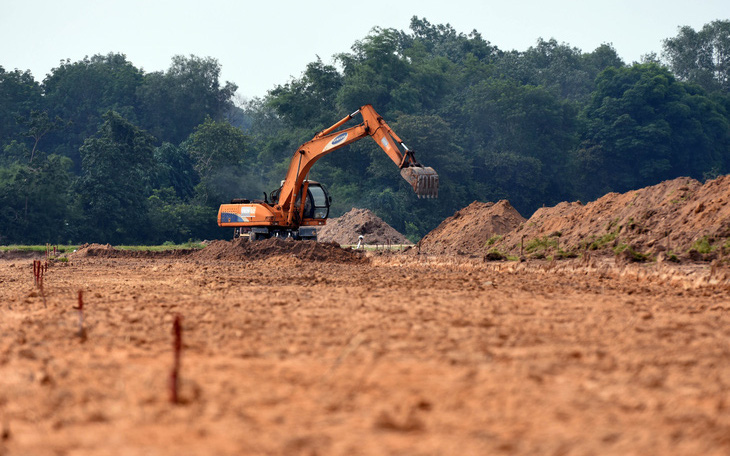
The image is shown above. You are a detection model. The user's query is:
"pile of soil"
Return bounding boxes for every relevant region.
[493,175,730,261]
[192,237,367,263]
[317,208,411,245]
[415,200,526,255]
[71,243,118,257]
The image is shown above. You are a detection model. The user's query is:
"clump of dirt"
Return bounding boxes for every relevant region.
[317,208,411,245]
[414,200,526,255]
[192,237,367,263]
[493,175,730,261]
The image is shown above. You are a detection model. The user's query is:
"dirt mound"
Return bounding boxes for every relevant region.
[317,208,411,245]
[493,175,730,261]
[192,237,367,263]
[71,243,118,257]
[414,200,526,255]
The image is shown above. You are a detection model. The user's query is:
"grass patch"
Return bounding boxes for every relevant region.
[691,236,715,254]
[1,242,207,253]
[0,245,79,253]
[587,231,618,250]
[556,249,578,259]
[614,243,651,262]
[114,241,207,251]
[485,235,503,247]
[525,236,559,254]
[345,244,410,251]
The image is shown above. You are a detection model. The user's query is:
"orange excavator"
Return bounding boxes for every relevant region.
[217,104,438,240]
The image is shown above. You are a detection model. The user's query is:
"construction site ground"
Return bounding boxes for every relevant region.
[2,249,729,455]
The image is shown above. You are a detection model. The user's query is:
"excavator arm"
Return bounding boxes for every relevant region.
[277,104,439,225]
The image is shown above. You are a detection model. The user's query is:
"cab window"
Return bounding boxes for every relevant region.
[309,185,329,219]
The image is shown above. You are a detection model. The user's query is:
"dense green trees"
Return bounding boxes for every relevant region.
[0,67,43,149]
[578,63,729,199]
[137,55,238,145]
[0,153,73,244]
[42,54,143,167]
[663,20,730,93]
[75,111,156,243]
[1,17,729,244]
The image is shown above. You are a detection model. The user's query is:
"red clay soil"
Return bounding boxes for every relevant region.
[1,253,729,455]
[493,175,730,261]
[317,208,411,245]
[414,200,526,256]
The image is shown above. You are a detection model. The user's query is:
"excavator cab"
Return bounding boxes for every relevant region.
[270,181,331,220]
[304,182,331,219]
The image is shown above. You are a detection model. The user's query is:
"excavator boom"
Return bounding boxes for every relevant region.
[278,105,438,217]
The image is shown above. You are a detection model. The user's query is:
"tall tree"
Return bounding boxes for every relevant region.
[76,111,156,243]
[137,55,237,145]
[182,117,251,205]
[152,142,199,201]
[16,110,67,163]
[663,20,730,93]
[578,63,730,199]
[268,58,343,128]
[0,66,42,148]
[464,78,579,212]
[0,153,73,244]
[42,53,144,168]
[336,27,412,113]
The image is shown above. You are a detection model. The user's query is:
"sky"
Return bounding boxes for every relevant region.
[2,0,728,99]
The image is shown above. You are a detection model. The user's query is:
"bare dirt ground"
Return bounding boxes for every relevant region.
[2,244,730,455]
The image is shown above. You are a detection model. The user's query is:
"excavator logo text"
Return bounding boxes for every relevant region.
[323,132,348,152]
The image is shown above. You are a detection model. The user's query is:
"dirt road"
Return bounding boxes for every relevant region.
[1,252,729,455]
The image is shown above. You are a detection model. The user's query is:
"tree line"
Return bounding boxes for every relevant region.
[1,17,729,244]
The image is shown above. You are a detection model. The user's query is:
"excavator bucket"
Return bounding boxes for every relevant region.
[401,166,439,198]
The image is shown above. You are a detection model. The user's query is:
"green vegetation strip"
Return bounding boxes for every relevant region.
[0,242,206,253]
[0,245,79,253]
